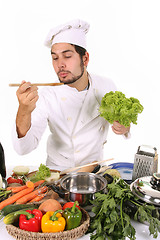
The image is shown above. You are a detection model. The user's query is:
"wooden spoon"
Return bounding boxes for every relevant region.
[9,83,64,87]
[60,158,114,175]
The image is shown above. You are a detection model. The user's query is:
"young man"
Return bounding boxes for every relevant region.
[12,19,130,170]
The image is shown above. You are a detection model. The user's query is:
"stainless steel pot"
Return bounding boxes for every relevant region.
[51,172,107,207]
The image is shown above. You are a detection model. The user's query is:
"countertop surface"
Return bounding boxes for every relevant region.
[1,164,160,240]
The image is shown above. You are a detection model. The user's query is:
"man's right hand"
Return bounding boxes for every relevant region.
[16,81,39,114]
[16,81,39,138]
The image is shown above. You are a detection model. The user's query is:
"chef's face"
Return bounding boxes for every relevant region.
[51,43,88,84]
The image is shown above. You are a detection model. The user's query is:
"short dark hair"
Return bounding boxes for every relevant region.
[72,44,86,59]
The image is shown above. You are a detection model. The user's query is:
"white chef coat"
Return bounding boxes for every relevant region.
[12,73,117,170]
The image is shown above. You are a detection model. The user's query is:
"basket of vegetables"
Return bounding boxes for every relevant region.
[0,164,90,239]
[4,200,90,240]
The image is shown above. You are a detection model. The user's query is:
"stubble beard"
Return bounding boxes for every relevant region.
[58,60,84,85]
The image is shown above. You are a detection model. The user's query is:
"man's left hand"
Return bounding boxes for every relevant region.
[112,121,130,135]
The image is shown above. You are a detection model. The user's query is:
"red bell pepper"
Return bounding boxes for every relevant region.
[19,209,43,232]
[7,177,23,185]
[62,202,80,210]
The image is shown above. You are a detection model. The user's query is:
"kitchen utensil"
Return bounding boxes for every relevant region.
[95,165,111,175]
[50,172,107,208]
[91,165,101,173]
[130,176,160,206]
[9,83,64,87]
[76,163,97,173]
[132,145,158,181]
[60,158,114,175]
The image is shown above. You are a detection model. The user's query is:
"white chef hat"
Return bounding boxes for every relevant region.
[44,19,90,49]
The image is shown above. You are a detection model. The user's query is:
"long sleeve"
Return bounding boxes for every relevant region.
[12,92,48,155]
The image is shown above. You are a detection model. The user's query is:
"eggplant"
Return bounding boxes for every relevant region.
[0,143,6,178]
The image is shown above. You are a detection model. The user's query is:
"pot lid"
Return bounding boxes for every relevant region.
[130,176,160,206]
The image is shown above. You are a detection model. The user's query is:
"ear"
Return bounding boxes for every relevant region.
[83,52,89,67]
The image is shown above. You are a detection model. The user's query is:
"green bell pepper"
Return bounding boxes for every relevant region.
[62,201,82,230]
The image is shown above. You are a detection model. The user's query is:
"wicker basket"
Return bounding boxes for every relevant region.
[6,208,90,240]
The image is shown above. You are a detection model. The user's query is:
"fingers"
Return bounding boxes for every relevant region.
[16,81,39,113]
[112,121,130,135]
[17,81,38,99]
[17,81,37,94]
[25,87,38,101]
[17,81,29,94]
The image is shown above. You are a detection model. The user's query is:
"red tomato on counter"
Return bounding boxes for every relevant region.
[7,177,23,185]
[62,202,81,210]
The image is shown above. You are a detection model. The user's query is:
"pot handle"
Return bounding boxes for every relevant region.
[50,184,66,198]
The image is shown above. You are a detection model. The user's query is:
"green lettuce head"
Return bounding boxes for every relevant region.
[99,91,144,127]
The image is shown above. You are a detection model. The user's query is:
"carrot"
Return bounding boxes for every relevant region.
[16,186,48,204]
[26,181,34,188]
[0,187,34,210]
[7,180,45,193]
[33,180,45,187]
[7,185,28,193]
[29,193,46,203]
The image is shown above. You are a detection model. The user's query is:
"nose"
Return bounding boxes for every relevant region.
[57,58,66,69]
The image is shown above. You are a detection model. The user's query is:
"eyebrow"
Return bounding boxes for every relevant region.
[51,50,74,55]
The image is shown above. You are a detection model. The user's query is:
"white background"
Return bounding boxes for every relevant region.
[0,0,160,168]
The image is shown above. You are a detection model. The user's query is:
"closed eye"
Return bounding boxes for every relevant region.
[65,55,71,58]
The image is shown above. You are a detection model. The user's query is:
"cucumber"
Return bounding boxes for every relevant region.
[3,208,36,225]
[0,203,39,217]
[13,166,30,175]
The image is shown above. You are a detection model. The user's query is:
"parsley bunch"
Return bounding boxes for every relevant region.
[88,178,160,240]
[99,91,144,127]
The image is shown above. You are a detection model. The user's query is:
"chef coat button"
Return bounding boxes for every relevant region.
[75,150,80,153]
[100,126,104,131]
[67,117,72,121]
[95,89,98,94]
[61,97,67,101]
[72,135,76,139]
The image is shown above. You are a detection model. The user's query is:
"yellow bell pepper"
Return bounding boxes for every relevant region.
[41,210,66,233]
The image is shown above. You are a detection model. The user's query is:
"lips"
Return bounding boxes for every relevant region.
[58,71,69,78]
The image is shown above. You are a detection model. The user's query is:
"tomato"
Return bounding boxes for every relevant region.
[62,202,81,210]
[7,177,23,185]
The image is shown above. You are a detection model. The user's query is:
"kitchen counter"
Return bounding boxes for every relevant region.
[1,165,160,240]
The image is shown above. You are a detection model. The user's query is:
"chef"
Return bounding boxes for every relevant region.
[12,19,130,170]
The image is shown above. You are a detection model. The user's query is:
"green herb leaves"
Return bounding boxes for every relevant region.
[134,205,160,238]
[89,178,160,240]
[99,91,144,127]
[29,164,51,182]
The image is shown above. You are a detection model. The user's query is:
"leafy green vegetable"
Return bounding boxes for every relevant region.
[88,178,160,240]
[29,164,51,182]
[99,91,144,127]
